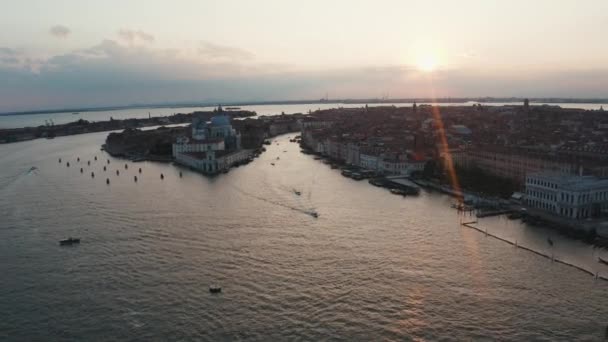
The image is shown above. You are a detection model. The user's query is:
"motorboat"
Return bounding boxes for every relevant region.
[209,285,222,293]
[59,237,80,246]
[390,189,406,196]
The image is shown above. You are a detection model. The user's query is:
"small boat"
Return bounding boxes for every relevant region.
[271,163,275,166]
[138,168,142,173]
[94,156,97,161]
[66,162,70,167]
[77,157,80,162]
[390,189,405,195]
[103,166,106,171]
[276,157,280,160]
[106,178,110,185]
[294,190,302,196]
[547,237,554,246]
[209,285,222,293]
[599,257,608,266]
[80,168,83,173]
[160,173,164,180]
[58,158,62,163]
[309,211,319,218]
[125,164,128,169]
[107,159,110,164]
[87,161,90,166]
[116,170,120,176]
[507,212,522,220]
[91,172,94,178]
[59,237,80,246]
[179,171,183,178]
[134,176,138,182]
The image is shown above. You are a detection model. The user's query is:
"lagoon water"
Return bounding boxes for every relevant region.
[1,118,608,340]
[1,102,606,129]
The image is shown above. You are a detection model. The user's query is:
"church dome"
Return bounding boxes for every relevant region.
[210,115,230,126]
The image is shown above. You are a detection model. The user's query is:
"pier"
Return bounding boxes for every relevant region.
[460,220,607,281]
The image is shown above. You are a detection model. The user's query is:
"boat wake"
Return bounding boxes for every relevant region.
[229,182,317,218]
[0,166,39,192]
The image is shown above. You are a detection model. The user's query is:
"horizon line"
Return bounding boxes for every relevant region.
[2,96,608,116]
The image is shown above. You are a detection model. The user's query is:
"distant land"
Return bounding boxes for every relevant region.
[1,97,607,116]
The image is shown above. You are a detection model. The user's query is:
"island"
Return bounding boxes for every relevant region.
[103,106,303,173]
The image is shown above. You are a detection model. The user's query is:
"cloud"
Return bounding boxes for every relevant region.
[0,47,17,56]
[0,38,607,112]
[118,29,155,44]
[0,47,44,72]
[457,51,478,59]
[199,41,254,61]
[50,25,71,38]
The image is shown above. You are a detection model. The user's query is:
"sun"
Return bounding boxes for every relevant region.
[417,55,439,72]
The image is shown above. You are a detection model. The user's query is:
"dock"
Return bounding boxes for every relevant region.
[460,220,607,282]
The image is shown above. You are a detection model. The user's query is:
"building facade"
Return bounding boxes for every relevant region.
[173,112,249,174]
[452,147,580,184]
[525,173,608,220]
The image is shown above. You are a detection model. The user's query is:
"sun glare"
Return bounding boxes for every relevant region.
[417,55,438,72]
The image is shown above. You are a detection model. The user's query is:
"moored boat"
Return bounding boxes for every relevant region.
[59,237,80,246]
[390,188,406,196]
[209,285,222,293]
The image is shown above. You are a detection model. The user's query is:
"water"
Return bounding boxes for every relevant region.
[1,132,607,341]
[1,102,606,129]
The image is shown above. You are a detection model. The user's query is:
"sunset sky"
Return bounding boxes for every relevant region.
[1,0,607,112]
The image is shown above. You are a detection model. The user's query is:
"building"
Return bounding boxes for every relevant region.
[173,110,250,174]
[525,173,608,220]
[451,146,581,184]
[176,149,252,174]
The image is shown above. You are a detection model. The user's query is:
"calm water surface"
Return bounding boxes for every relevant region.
[1,132,607,341]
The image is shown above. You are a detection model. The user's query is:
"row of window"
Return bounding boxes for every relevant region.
[526,189,556,202]
[527,178,558,189]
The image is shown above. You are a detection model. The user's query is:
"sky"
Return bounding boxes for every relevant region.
[1,0,607,112]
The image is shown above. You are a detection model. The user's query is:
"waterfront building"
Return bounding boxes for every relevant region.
[173,110,250,174]
[359,152,379,171]
[175,149,252,174]
[525,173,608,219]
[451,145,582,185]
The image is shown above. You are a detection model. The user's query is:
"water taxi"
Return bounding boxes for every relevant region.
[59,237,80,246]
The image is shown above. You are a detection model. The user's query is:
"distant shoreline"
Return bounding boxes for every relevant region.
[2,97,607,116]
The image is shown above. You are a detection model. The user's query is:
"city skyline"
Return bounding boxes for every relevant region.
[1,0,608,111]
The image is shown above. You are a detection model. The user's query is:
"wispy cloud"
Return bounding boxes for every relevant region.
[118,29,155,44]
[199,41,254,61]
[49,25,71,38]
[0,47,44,72]
[0,37,607,112]
[457,51,478,59]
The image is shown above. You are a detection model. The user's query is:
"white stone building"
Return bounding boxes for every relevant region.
[173,112,249,174]
[525,173,608,219]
